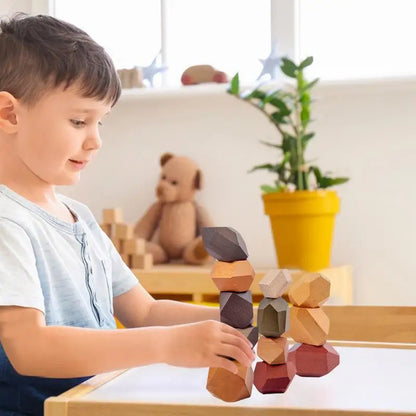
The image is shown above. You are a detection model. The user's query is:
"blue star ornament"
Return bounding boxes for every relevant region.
[141,51,168,87]
[256,43,282,81]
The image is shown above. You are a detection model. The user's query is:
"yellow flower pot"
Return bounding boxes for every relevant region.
[262,190,340,271]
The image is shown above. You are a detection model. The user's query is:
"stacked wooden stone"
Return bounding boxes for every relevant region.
[202,227,257,402]
[100,208,153,270]
[254,269,296,394]
[287,272,340,377]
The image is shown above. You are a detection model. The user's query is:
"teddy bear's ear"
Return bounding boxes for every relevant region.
[194,170,204,190]
[160,153,174,166]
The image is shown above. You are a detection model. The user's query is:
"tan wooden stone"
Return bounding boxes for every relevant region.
[288,272,330,308]
[210,260,254,292]
[206,362,253,402]
[289,306,330,346]
[257,335,288,365]
[259,269,292,298]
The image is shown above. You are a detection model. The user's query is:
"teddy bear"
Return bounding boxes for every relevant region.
[134,153,214,265]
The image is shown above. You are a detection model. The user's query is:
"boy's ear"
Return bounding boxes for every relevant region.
[0,91,18,134]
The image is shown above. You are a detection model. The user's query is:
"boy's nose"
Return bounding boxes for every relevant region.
[83,129,102,151]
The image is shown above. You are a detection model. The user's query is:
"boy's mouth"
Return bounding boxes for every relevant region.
[69,159,88,168]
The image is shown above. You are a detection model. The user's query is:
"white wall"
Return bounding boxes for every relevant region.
[0,0,31,16]
[59,80,416,306]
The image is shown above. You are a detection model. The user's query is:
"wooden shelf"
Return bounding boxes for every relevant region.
[132,264,353,304]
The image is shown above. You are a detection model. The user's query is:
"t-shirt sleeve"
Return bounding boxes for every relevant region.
[0,219,45,312]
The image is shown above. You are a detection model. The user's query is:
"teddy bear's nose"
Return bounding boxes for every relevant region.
[156,185,163,198]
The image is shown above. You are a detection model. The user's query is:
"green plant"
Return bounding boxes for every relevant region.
[227,56,349,193]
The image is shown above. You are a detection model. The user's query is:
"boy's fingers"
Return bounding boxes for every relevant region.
[218,344,252,368]
[212,356,238,374]
[220,333,255,361]
[221,324,253,348]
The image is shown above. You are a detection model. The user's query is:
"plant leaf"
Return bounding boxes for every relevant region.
[301,132,315,146]
[271,112,288,124]
[246,89,267,100]
[261,184,281,193]
[318,177,350,188]
[300,78,319,94]
[228,73,239,95]
[249,163,278,173]
[280,57,297,78]
[260,140,283,149]
[299,56,313,69]
[267,96,291,116]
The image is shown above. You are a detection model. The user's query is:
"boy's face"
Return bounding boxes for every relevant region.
[10,84,112,187]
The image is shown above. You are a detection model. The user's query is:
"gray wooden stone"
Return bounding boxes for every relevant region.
[257,297,289,338]
[201,227,248,262]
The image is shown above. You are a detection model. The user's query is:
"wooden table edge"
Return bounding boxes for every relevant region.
[44,369,128,415]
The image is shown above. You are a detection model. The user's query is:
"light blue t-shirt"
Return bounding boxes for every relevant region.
[0,184,139,416]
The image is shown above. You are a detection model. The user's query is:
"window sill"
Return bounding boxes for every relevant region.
[120,83,230,102]
[119,75,416,102]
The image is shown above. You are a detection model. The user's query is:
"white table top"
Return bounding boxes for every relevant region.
[78,346,416,415]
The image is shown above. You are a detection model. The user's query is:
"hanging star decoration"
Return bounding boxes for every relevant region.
[256,43,282,81]
[140,51,168,87]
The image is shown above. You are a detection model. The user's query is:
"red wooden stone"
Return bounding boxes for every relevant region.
[253,361,296,394]
[288,342,340,377]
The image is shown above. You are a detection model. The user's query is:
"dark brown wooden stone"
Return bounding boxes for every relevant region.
[257,297,289,337]
[288,342,340,377]
[220,291,253,329]
[201,227,248,262]
[253,361,296,394]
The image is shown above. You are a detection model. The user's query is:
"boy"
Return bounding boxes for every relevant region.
[0,14,254,416]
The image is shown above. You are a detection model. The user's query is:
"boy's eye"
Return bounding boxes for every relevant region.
[98,121,103,126]
[70,119,85,127]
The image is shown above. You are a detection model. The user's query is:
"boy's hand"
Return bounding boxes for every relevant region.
[163,320,255,373]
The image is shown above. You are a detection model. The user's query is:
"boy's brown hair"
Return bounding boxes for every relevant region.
[0,13,121,106]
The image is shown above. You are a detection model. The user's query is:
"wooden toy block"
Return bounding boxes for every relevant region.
[257,297,289,338]
[238,326,259,348]
[201,227,248,262]
[288,272,330,308]
[257,335,288,365]
[253,361,296,394]
[111,237,121,252]
[121,254,131,268]
[99,223,113,237]
[206,362,253,402]
[210,260,254,292]
[289,306,330,346]
[114,223,134,240]
[102,208,123,224]
[220,291,253,329]
[131,253,153,270]
[288,342,340,377]
[122,238,146,255]
[259,269,292,298]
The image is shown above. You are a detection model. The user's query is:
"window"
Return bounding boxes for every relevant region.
[53,0,271,87]
[52,0,416,86]
[298,0,416,80]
